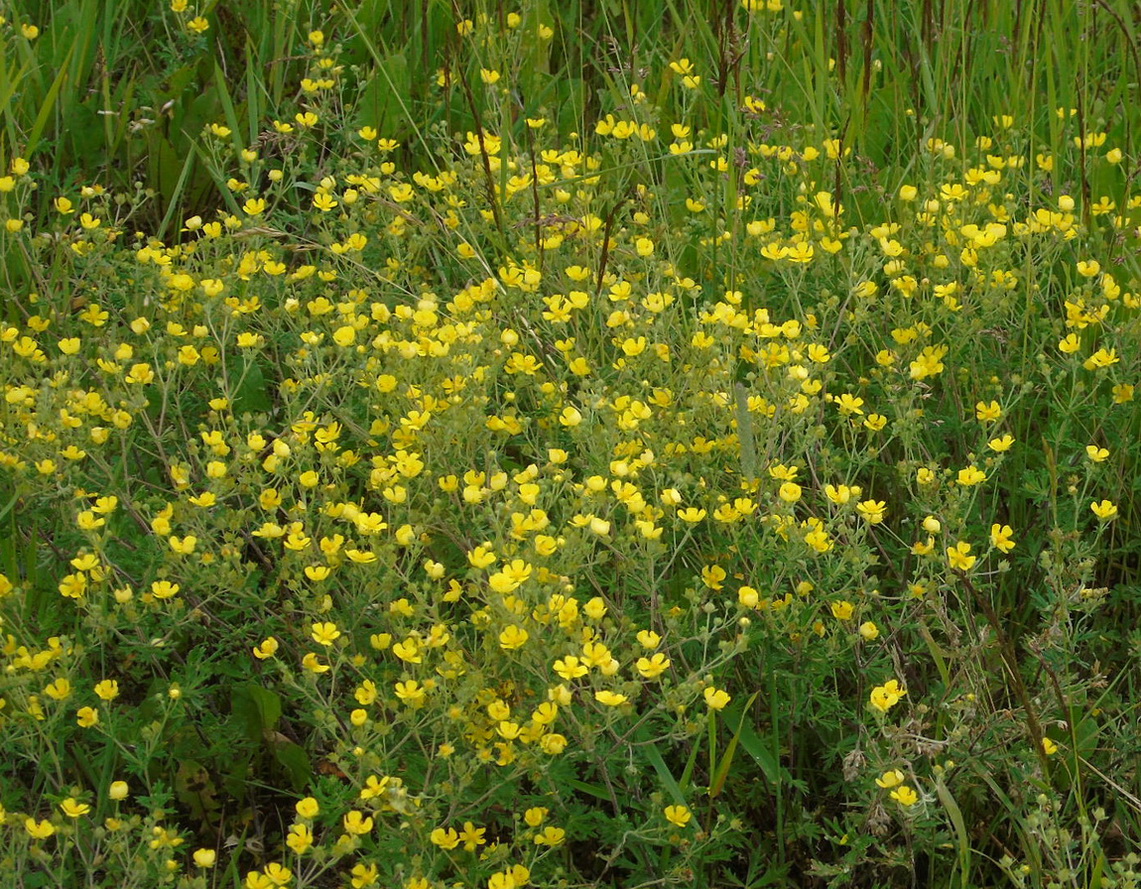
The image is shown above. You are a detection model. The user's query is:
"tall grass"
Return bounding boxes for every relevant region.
[1,1,1139,887]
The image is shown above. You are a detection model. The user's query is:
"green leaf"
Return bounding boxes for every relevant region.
[711,692,760,798]
[232,357,272,417]
[231,682,282,744]
[735,717,790,791]
[635,725,688,804]
[353,52,411,134]
[273,741,314,791]
[567,777,612,802]
[933,771,971,889]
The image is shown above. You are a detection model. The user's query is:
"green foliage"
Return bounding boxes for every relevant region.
[1,2,1141,888]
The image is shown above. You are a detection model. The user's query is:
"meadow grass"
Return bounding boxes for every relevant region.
[1,1,1140,887]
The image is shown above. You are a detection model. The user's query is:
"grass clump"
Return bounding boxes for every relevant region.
[1,1,1140,888]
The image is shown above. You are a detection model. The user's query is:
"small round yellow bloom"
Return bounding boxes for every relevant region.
[253,637,279,660]
[60,798,91,818]
[890,785,919,806]
[343,810,374,835]
[296,797,320,818]
[1085,445,1109,463]
[876,769,905,788]
[498,625,529,650]
[25,818,55,839]
[1091,499,1118,520]
[636,652,671,679]
[76,706,99,728]
[869,679,906,714]
[664,805,692,827]
[956,466,986,486]
[310,622,341,645]
[947,541,977,571]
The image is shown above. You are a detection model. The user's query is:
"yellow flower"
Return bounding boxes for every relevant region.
[311,622,341,646]
[558,406,582,427]
[990,524,1016,553]
[44,678,72,701]
[287,824,313,854]
[1090,499,1118,521]
[25,818,55,838]
[296,797,320,818]
[150,580,179,599]
[594,690,628,707]
[975,400,1002,422]
[890,785,918,806]
[168,534,197,554]
[856,500,886,524]
[869,679,906,714]
[778,481,802,503]
[703,687,731,710]
[343,810,374,835]
[193,849,217,868]
[459,821,486,851]
[534,825,566,846]
[956,466,986,486]
[553,655,588,680]
[95,679,119,701]
[664,805,692,827]
[301,652,330,673]
[498,625,529,650]
[253,637,279,660]
[988,434,1015,452]
[836,393,864,415]
[1058,333,1081,354]
[1083,348,1119,371]
[60,798,91,818]
[263,863,292,885]
[1085,445,1110,463]
[875,769,905,788]
[76,706,99,727]
[858,621,879,641]
[946,541,977,571]
[351,863,378,888]
[109,781,129,800]
[831,600,854,620]
[636,653,671,678]
[395,680,427,705]
[430,826,460,849]
[1042,737,1059,755]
